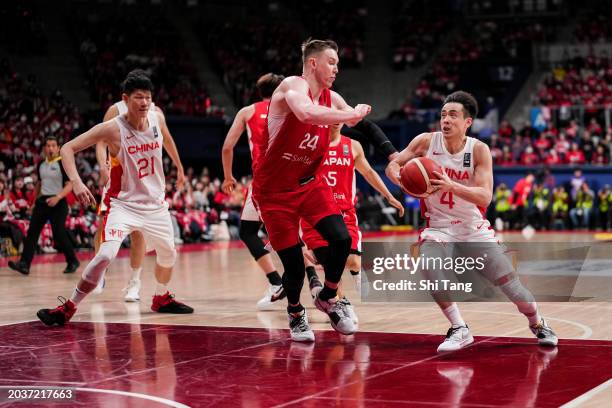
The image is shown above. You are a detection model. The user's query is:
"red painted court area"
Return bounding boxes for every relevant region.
[0,322,610,407]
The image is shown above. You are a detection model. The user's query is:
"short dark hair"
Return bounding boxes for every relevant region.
[443,91,478,119]
[256,73,284,99]
[45,136,58,145]
[301,38,338,65]
[121,69,153,95]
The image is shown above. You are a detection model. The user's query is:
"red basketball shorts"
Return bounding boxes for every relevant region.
[300,208,361,254]
[253,179,340,251]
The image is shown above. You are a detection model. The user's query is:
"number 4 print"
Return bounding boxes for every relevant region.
[440,191,454,209]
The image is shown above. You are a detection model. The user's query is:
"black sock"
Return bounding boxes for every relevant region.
[287,304,304,315]
[266,271,282,286]
[318,285,337,301]
[350,270,359,276]
[305,266,318,281]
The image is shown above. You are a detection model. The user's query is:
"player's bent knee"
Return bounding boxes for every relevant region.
[239,221,268,260]
[156,247,177,268]
[81,243,118,284]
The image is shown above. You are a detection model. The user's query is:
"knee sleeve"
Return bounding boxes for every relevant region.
[278,244,305,305]
[82,240,121,284]
[156,245,177,268]
[239,220,269,260]
[499,278,537,315]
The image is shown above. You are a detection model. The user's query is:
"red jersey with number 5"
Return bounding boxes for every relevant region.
[320,135,356,211]
[246,100,269,170]
[253,77,331,193]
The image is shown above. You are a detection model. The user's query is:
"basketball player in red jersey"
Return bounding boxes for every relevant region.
[252,39,371,341]
[301,122,405,323]
[386,91,557,352]
[221,73,287,310]
[92,69,186,302]
[37,71,193,326]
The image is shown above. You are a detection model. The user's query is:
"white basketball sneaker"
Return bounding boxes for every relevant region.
[338,297,359,325]
[288,310,315,342]
[256,284,286,310]
[437,325,474,353]
[530,318,558,346]
[313,290,356,335]
[123,278,141,302]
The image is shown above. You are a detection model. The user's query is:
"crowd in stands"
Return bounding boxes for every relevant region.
[489,169,612,231]
[488,118,612,166]
[68,1,222,117]
[533,55,612,116]
[573,1,612,43]
[391,0,453,70]
[200,0,366,107]
[392,18,556,120]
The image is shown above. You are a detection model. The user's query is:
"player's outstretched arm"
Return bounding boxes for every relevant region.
[221,106,252,194]
[349,119,398,161]
[353,140,404,217]
[284,78,369,125]
[431,141,493,208]
[385,132,432,186]
[60,121,115,206]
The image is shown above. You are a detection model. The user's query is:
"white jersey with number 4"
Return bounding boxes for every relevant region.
[423,131,486,229]
[104,110,165,210]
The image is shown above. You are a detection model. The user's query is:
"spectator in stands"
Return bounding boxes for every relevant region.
[527,182,551,230]
[544,149,562,165]
[591,145,610,165]
[570,169,586,200]
[0,179,24,253]
[551,186,569,230]
[581,131,595,163]
[520,145,540,165]
[597,185,612,231]
[570,182,594,229]
[566,142,586,165]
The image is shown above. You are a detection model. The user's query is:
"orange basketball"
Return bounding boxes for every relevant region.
[400,157,443,198]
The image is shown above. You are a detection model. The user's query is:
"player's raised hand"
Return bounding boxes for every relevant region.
[386,195,405,217]
[222,177,237,194]
[72,179,96,207]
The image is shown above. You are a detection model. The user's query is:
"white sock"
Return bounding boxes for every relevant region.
[70,287,88,306]
[442,303,466,327]
[155,283,168,295]
[131,267,142,281]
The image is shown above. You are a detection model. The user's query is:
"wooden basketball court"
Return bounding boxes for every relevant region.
[1,231,611,407]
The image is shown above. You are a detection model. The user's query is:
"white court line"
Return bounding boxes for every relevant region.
[0,379,85,385]
[75,388,190,408]
[560,378,612,408]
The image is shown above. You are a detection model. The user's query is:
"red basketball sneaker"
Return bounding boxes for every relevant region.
[37,297,77,326]
[151,292,194,314]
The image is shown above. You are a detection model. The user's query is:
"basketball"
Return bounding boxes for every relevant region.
[400,157,443,198]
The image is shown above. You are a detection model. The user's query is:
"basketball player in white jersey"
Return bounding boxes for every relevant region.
[37,71,193,326]
[386,91,557,352]
[221,73,286,310]
[93,70,186,302]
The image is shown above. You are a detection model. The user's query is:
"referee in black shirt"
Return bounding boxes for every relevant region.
[8,137,80,275]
